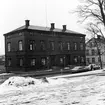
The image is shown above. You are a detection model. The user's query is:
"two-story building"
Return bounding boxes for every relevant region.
[86,36,105,66]
[4,20,86,72]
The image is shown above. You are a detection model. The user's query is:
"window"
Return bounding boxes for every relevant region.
[80,43,84,50]
[29,40,35,50]
[7,42,11,52]
[49,41,54,50]
[74,43,77,50]
[31,59,36,66]
[74,56,78,63]
[60,58,63,64]
[19,58,23,66]
[92,49,95,55]
[8,58,11,66]
[41,58,46,65]
[80,56,84,63]
[18,41,23,51]
[86,50,89,55]
[67,42,70,50]
[59,42,63,50]
[87,58,90,63]
[92,58,95,63]
[40,40,45,50]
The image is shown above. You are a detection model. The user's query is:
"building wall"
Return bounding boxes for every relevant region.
[86,45,105,66]
[4,29,85,72]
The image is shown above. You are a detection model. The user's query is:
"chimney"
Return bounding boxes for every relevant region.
[25,20,30,28]
[50,23,55,30]
[62,25,66,31]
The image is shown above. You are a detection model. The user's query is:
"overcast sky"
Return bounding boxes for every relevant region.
[0,0,86,55]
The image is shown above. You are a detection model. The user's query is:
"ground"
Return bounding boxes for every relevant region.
[0,70,105,105]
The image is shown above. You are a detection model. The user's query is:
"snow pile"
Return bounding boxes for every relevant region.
[1,76,49,88]
[47,78,69,86]
[1,76,71,88]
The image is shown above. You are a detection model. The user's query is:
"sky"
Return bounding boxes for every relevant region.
[0,0,86,55]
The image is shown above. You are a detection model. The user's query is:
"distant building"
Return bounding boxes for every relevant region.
[86,36,105,66]
[4,20,86,72]
[0,55,5,65]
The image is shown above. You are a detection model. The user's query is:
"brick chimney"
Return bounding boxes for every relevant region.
[25,20,30,28]
[62,25,66,32]
[50,23,55,30]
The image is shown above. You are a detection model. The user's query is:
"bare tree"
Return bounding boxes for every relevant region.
[75,0,105,68]
[76,0,105,25]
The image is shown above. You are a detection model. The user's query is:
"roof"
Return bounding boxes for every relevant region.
[86,37,105,48]
[4,25,85,35]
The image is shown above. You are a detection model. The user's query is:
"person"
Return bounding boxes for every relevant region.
[90,64,93,71]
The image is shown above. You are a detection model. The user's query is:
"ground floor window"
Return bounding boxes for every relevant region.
[80,56,84,63]
[8,58,11,66]
[87,58,90,63]
[31,59,36,66]
[41,58,46,66]
[60,57,63,64]
[92,58,95,63]
[19,58,23,66]
[74,56,78,63]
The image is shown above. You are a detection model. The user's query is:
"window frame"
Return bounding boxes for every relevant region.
[8,58,11,66]
[40,40,45,51]
[29,40,36,51]
[74,42,77,50]
[7,42,11,52]
[80,43,84,50]
[59,41,63,51]
[67,42,70,50]
[31,58,36,66]
[19,58,23,67]
[49,41,54,50]
[18,40,23,51]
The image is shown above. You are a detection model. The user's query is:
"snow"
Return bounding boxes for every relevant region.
[0,75,105,104]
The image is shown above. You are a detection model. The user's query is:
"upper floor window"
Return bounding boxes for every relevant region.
[18,41,23,51]
[92,49,95,55]
[7,42,11,52]
[67,42,70,50]
[86,49,89,55]
[31,59,36,66]
[80,43,84,50]
[74,43,77,50]
[40,40,45,50]
[59,42,63,50]
[49,41,54,50]
[29,40,36,51]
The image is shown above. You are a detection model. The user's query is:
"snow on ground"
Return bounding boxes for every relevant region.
[0,75,105,105]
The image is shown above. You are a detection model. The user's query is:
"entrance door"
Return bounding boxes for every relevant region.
[66,55,71,65]
[50,55,56,66]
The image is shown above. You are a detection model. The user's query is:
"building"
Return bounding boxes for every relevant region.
[0,55,5,65]
[86,36,105,66]
[4,20,86,72]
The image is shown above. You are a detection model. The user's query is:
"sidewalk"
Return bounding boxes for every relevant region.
[0,68,104,81]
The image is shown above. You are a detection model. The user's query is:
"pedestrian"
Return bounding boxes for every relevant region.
[90,64,93,71]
